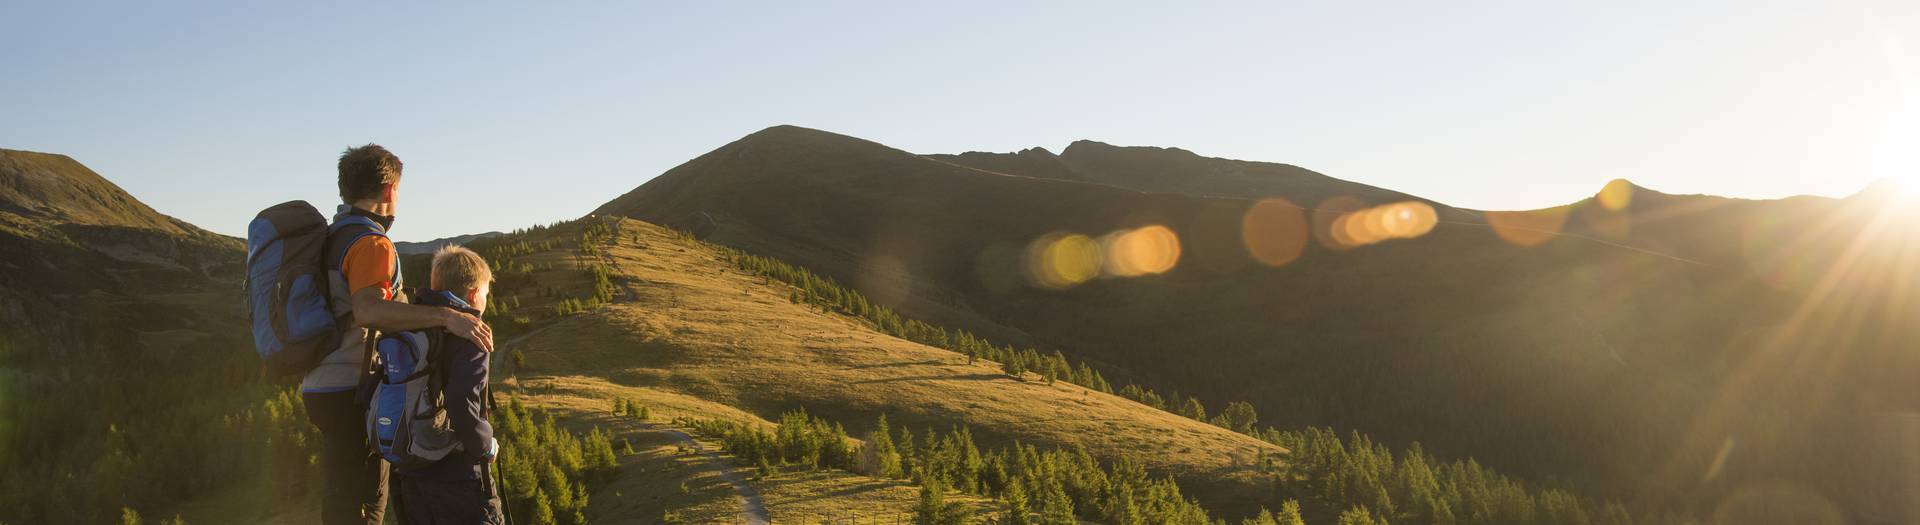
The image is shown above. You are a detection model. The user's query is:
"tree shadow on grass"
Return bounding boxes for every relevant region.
[839,359,945,370]
[851,373,1008,385]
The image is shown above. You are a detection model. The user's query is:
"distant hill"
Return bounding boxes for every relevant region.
[0,148,251,524]
[596,125,1920,521]
[929,140,1477,223]
[395,231,503,255]
[2,149,198,235]
[0,148,241,322]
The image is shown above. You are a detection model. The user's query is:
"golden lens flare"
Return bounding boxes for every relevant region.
[1103,225,1182,277]
[1312,196,1370,250]
[1598,178,1635,211]
[1024,232,1102,289]
[1316,200,1440,250]
[1388,201,1438,238]
[1336,211,1372,247]
[1581,201,1632,239]
[1485,207,1571,247]
[1241,198,1310,267]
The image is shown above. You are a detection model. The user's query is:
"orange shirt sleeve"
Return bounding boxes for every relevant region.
[342,235,397,299]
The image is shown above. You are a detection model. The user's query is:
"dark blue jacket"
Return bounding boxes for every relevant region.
[396,289,493,481]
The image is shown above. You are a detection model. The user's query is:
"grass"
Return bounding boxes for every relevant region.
[496,216,1283,516]
[754,469,994,524]
[577,423,737,525]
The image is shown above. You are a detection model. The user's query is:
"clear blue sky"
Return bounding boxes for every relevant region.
[4,1,1915,241]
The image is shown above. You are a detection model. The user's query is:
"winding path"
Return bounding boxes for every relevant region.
[496,220,769,525]
[653,424,771,525]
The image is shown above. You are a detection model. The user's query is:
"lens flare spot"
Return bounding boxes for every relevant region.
[972,242,1023,294]
[1316,201,1440,250]
[1711,480,1843,525]
[1312,196,1370,250]
[1581,201,1632,239]
[855,253,911,307]
[1598,178,1635,211]
[1485,207,1571,247]
[1241,198,1310,267]
[1343,208,1383,246]
[1702,437,1735,482]
[1104,225,1182,277]
[1400,202,1439,238]
[1024,232,1102,289]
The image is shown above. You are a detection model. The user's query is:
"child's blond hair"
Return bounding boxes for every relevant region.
[431,245,493,293]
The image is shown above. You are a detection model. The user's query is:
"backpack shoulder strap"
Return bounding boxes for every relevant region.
[325,215,403,308]
[426,328,450,407]
[327,216,390,271]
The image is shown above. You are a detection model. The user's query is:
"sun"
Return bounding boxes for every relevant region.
[1897,177,1920,203]
[1870,175,1920,206]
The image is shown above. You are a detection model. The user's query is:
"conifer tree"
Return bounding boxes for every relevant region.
[531,488,558,525]
[1337,505,1387,525]
[1275,500,1307,525]
[898,426,919,479]
[1178,397,1207,421]
[541,464,575,518]
[1038,478,1075,525]
[869,414,905,478]
[585,427,619,473]
[1003,478,1032,525]
[958,426,985,493]
[915,476,968,525]
[1219,401,1259,433]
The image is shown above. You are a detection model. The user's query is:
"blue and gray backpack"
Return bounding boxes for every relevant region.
[366,329,463,467]
[244,200,388,377]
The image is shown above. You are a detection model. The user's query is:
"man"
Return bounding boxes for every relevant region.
[306,144,494,525]
[387,245,504,524]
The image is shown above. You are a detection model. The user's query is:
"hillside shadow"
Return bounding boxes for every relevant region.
[850,373,1006,385]
[840,359,944,370]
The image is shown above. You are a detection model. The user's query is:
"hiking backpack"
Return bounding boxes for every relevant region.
[245,201,390,377]
[366,329,464,467]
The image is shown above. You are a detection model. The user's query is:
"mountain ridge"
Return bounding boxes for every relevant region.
[594,124,1920,520]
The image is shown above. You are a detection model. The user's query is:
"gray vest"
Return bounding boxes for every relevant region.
[300,206,405,393]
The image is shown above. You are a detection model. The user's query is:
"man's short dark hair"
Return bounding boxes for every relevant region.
[338,144,404,204]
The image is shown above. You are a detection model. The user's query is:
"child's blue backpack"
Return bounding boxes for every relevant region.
[366,329,462,467]
[245,201,390,377]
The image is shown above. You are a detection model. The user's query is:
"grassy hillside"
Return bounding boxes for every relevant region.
[594,125,1920,522]
[10,139,1913,523]
[482,217,1285,515]
[0,149,266,525]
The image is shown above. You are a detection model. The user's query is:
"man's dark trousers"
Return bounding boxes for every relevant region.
[305,390,388,525]
[392,465,506,525]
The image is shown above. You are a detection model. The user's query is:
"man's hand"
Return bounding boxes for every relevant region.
[444,310,496,353]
